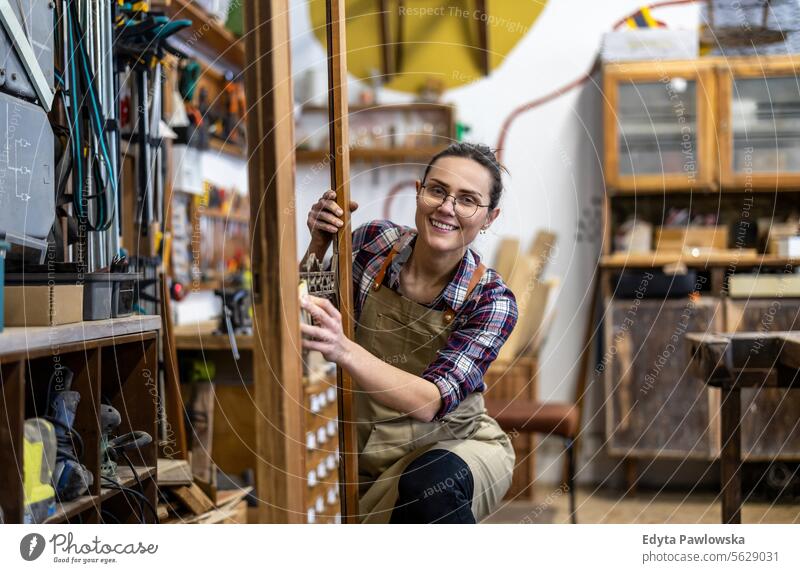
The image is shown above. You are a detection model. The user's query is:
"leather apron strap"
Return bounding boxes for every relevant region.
[371,232,487,323]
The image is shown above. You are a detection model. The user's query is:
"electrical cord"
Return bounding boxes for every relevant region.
[100,509,121,524]
[63,0,117,232]
[101,476,158,523]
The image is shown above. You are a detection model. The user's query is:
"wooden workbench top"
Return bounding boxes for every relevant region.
[0,315,162,357]
[173,320,253,351]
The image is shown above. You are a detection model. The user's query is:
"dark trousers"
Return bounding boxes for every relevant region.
[390,449,476,524]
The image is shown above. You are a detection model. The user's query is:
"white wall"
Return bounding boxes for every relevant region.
[287,0,702,485]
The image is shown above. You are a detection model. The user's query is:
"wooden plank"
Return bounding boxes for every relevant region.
[157,458,193,487]
[243,0,305,523]
[0,316,161,357]
[170,483,216,516]
[189,382,215,484]
[492,237,519,282]
[527,230,557,280]
[160,271,188,459]
[325,0,359,524]
[720,387,742,524]
[0,360,24,522]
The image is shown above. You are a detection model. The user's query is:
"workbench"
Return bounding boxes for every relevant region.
[687,331,800,524]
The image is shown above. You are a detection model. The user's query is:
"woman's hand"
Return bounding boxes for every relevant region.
[307,190,359,246]
[300,294,352,364]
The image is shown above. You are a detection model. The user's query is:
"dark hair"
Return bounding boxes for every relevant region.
[421,142,508,210]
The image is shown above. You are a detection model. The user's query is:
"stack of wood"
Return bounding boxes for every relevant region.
[493,230,559,362]
[156,458,252,524]
[486,230,559,500]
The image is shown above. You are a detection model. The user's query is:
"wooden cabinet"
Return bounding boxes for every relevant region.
[604,55,800,193]
[603,60,718,192]
[604,298,724,458]
[718,56,800,189]
[603,295,800,462]
[0,317,161,523]
[726,299,800,460]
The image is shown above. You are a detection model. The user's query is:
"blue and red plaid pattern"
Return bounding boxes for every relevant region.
[349,219,518,419]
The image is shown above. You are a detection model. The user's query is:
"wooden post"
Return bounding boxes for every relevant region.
[243,0,305,523]
[325,0,360,523]
[720,385,742,524]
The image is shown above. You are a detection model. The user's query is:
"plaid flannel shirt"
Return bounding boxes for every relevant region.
[349,219,518,419]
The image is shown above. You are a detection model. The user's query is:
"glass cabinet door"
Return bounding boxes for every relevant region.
[730,76,800,175]
[604,61,715,192]
[617,78,699,179]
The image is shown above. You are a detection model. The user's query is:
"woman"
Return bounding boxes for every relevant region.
[300,142,518,523]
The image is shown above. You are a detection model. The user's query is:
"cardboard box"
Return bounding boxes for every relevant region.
[654,226,728,253]
[729,274,800,298]
[4,285,84,326]
[602,29,698,63]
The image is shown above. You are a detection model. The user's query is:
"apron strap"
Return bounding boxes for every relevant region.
[443,262,486,324]
[371,233,408,292]
[371,233,488,324]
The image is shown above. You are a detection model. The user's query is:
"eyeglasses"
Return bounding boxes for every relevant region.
[418,185,490,218]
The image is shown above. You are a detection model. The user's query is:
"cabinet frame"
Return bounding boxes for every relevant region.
[603,59,719,193]
[718,55,800,190]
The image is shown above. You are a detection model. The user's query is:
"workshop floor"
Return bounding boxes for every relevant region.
[483,486,800,524]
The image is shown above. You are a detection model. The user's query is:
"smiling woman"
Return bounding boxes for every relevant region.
[300,143,519,524]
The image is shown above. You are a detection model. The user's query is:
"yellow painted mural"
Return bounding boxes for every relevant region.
[309,0,548,94]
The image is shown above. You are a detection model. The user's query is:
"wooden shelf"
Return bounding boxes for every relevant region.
[199,206,249,224]
[208,137,247,159]
[44,465,157,524]
[0,315,161,358]
[154,0,244,70]
[296,146,446,164]
[301,102,455,114]
[600,252,800,269]
[174,321,253,351]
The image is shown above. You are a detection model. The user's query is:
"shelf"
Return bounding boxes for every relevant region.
[208,137,247,159]
[198,206,249,223]
[44,465,157,524]
[154,0,244,70]
[300,102,455,114]
[296,146,446,164]
[174,320,253,351]
[0,315,162,358]
[600,251,800,269]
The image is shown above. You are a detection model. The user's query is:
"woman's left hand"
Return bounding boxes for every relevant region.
[300,295,351,364]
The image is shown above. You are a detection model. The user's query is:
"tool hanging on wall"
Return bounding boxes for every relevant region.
[56,0,125,270]
[114,4,190,236]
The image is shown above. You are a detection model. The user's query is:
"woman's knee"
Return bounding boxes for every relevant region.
[392,449,475,523]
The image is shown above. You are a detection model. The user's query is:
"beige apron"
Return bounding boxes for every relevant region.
[354,235,515,523]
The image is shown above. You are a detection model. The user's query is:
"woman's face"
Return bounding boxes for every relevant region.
[415,156,500,256]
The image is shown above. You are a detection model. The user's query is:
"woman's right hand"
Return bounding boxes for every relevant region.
[307,190,358,244]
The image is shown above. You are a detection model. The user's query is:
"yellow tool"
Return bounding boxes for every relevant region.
[23,419,57,523]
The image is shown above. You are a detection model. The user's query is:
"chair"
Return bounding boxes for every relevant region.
[485,398,580,524]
